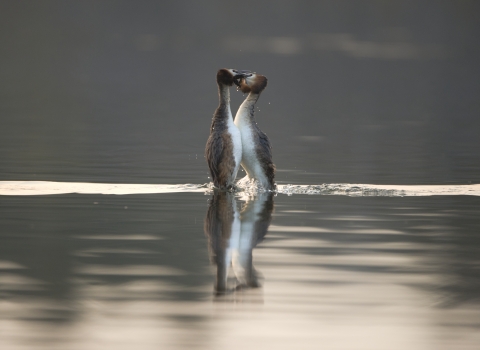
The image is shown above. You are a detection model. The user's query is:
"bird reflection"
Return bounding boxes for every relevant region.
[204,191,274,296]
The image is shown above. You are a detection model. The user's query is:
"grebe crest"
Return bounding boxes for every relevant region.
[238,73,268,94]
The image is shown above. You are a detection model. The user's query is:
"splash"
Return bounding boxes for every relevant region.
[235,176,272,195]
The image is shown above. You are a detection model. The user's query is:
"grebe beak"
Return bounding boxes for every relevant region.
[232,70,253,87]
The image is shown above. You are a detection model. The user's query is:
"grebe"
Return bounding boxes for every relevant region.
[234,73,276,190]
[205,69,250,190]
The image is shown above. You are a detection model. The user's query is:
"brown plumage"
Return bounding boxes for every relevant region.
[205,127,236,188]
[239,74,268,94]
[205,69,243,189]
[252,121,276,189]
[216,68,236,86]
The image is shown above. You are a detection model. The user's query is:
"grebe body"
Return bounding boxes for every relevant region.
[234,74,275,190]
[205,69,246,189]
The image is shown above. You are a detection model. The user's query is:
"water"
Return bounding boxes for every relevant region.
[1,2,480,349]
[2,191,480,349]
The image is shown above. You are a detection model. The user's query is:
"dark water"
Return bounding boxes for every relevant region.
[1,1,480,349]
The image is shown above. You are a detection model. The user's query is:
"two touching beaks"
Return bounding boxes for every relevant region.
[217,69,268,94]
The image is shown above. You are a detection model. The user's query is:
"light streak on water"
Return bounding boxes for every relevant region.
[0,181,479,197]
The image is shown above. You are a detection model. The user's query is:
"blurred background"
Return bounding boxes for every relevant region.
[1,0,479,185]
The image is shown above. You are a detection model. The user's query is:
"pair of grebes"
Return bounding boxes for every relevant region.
[204,69,275,294]
[205,69,275,191]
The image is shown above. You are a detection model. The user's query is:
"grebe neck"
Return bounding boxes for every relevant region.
[211,84,233,131]
[245,92,260,104]
[235,92,260,124]
[218,84,231,108]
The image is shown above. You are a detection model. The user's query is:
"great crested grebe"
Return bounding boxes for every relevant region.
[205,69,250,190]
[234,73,276,190]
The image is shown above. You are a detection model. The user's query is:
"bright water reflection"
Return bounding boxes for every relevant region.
[1,194,480,349]
[204,192,274,296]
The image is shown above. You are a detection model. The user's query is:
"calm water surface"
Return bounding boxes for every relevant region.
[1,192,480,349]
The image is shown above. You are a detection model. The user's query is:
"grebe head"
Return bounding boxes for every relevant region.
[238,73,268,94]
[216,69,252,87]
